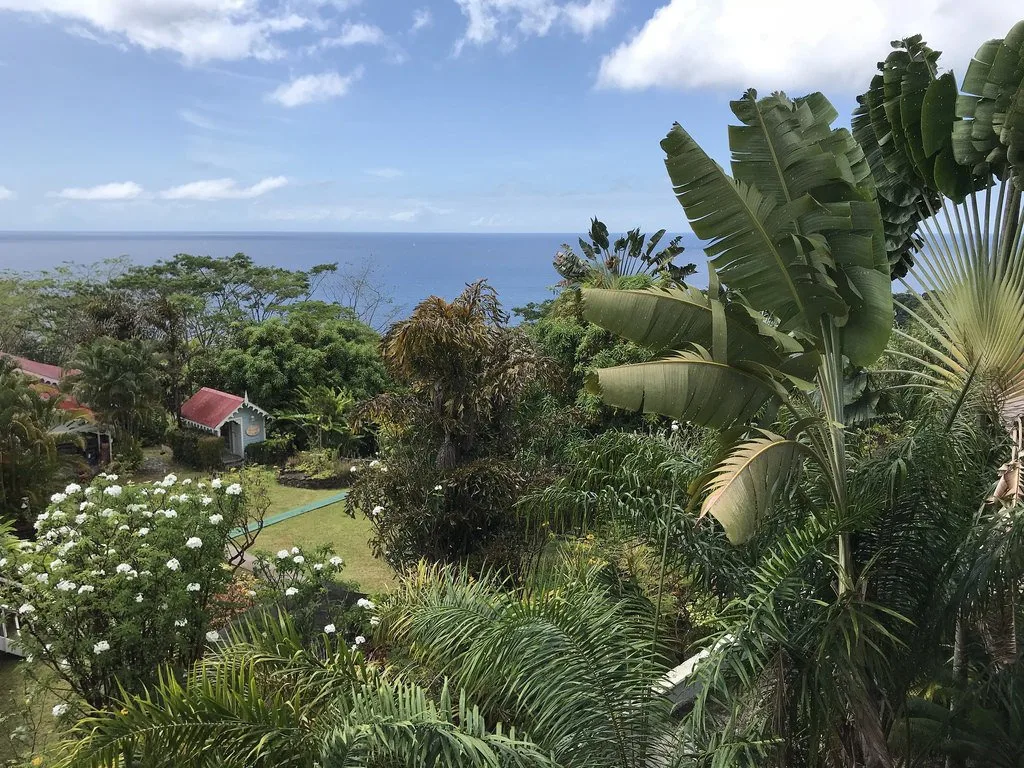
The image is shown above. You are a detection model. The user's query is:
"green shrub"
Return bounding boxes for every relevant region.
[245,435,294,466]
[110,435,144,472]
[348,455,534,576]
[289,449,345,480]
[169,429,224,470]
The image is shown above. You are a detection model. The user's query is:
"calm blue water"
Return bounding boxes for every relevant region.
[0,231,700,318]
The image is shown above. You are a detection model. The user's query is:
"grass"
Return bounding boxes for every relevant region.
[262,482,341,517]
[250,501,394,593]
[0,656,61,763]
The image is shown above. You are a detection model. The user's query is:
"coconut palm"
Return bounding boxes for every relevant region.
[56,613,557,768]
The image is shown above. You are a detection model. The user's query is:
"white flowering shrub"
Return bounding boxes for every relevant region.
[250,545,370,643]
[0,472,262,709]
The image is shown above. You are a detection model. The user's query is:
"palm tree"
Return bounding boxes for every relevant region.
[57,555,688,768]
[583,89,891,563]
[66,337,164,441]
[380,557,684,768]
[377,280,546,470]
[280,385,356,451]
[56,613,557,768]
[851,26,1024,738]
[0,360,60,529]
[851,25,1024,487]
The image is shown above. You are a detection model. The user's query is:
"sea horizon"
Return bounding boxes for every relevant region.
[0,231,702,321]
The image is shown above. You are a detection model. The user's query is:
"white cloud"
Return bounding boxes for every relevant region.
[267,198,451,224]
[267,69,363,107]
[563,0,615,37]
[320,21,385,47]
[65,23,129,51]
[159,176,288,201]
[0,0,312,62]
[51,181,143,201]
[411,8,432,32]
[0,186,14,200]
[470,213,513,227]
[597,0,1023,92]
[179,109,223,131]
[366,168,404,179]
[454,0,616,52]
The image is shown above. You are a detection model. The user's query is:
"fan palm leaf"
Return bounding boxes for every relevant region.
[57,613,556,768]
[382,561,675,768]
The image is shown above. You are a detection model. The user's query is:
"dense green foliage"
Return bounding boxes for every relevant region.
[7,18,1024,768]
[349,281,553,575]
[244,435,294,466]
[0,361,61,529]
[199,302,387,414]
[167,429,226,470]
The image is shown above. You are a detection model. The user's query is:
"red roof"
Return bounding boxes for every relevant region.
[4,354,80,384]
[31,382,96,420]
[180,387,245,431]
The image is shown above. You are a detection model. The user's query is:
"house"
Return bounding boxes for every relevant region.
[179,387,270,459]
[2,353,113,465]
[3,354,79,385]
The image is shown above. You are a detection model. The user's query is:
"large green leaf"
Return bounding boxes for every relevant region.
[954,21,1024,178]
[585,348,779,429]
[661,108,848,343]
[727,91,892,365]
[699,431,810,544]
[582,286,800,364]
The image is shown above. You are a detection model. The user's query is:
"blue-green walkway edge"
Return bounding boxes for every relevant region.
[229,490,348,538]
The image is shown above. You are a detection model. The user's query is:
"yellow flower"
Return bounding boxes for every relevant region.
[120,708,128,715]
[31,757,44,767]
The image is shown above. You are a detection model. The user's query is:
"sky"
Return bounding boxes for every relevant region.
[0,0,1020,233]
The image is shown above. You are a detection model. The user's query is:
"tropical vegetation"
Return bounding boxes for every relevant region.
[2,17,1024,768]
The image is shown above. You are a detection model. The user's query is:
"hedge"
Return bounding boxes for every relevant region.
[168,429,224,470]
[245,436,294,466]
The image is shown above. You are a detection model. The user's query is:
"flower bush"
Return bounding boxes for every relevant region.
[348,455,532,575]
[0,472,261,709]
[249,544,371,643]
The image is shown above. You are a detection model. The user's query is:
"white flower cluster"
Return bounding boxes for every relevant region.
[1,471,252,676]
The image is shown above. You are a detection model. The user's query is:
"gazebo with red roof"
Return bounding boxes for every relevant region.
[179,387,270,458]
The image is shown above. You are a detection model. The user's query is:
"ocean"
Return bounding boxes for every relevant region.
[0,231,702,320]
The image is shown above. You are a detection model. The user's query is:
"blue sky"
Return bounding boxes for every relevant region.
[0,0,1019,232]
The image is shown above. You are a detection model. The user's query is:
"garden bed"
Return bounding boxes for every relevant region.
[277,469,349,489]
[277,454,365,489]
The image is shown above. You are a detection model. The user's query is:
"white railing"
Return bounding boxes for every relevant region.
[0,577,25,657]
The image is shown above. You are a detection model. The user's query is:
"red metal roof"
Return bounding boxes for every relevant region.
[4,354,80,383]
[180,387,245,431]
[31,382,96,420]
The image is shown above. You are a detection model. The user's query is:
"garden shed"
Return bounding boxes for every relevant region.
[179,387,270,460]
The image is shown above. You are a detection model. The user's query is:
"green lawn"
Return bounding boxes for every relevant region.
[249,501,394,593]
[263,482,340,516]
[0,656,61,763]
